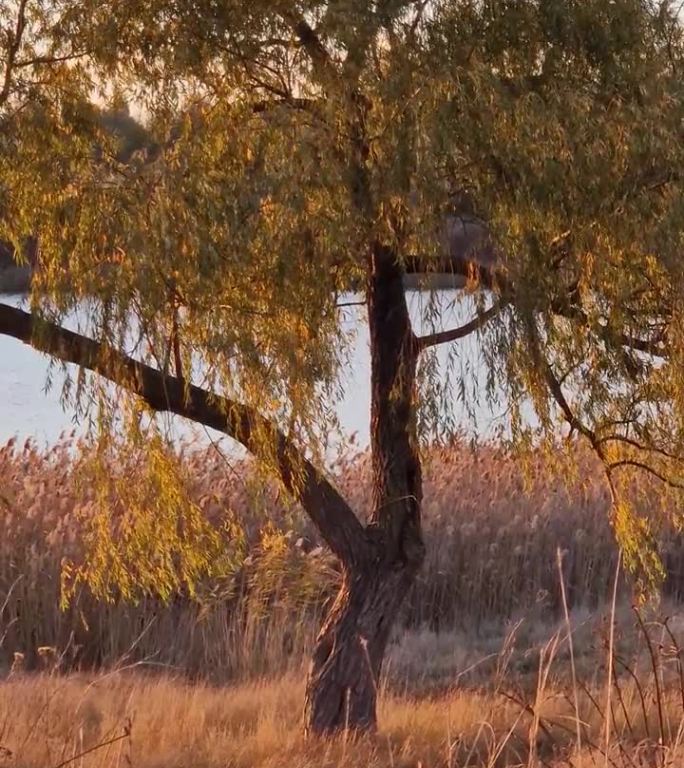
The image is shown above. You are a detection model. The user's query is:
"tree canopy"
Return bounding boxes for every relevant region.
[2,0,684,732]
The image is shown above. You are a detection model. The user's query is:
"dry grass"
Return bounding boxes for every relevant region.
[0,434,683,678]
[4,608,684,768]
[0,673,547,767]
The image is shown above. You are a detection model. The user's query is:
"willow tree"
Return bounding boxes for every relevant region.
[2,0,684,735]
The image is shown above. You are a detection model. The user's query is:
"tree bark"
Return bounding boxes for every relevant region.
[303,243,425,735]
[367,245,424,565]
[303,558,417,734]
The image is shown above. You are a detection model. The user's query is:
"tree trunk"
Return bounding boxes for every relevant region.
[304,243,425,736]
[303,558,417,735]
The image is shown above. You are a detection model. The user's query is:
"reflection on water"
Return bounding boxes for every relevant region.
[0,292,505,447]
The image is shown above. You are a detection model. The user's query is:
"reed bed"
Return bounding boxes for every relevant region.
[0,433,682,679]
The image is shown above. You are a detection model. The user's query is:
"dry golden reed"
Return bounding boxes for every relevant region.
[0,433,682,678]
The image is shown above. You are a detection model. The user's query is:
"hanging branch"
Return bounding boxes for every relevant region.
[0,302,370,567]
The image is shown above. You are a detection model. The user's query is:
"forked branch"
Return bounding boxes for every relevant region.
[407,251,669,359]
[533,332,684,494]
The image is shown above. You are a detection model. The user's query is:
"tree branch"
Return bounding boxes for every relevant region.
[0,303,368,568]
[252,96,324,118]
[14,49,91,68]
[550,296,670,359]
[406,250,669,359]
[526,320,684,509]
[609,460,684,491]
[524,317,600,448]
[597,433,681,463]
[543,357,598,445]
[416,301,503,350]
[280,10,338,84]
[0,0,29,107]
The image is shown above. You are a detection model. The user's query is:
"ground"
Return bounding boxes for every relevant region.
[2,605,684,768]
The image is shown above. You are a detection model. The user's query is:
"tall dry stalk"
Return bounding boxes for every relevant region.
[558,547,582,764]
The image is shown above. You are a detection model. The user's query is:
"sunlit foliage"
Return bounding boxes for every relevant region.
[2,1,684,590]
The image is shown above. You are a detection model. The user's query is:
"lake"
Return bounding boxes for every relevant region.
[0,292,504,448]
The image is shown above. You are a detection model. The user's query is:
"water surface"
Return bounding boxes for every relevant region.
[0,292,503,448]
